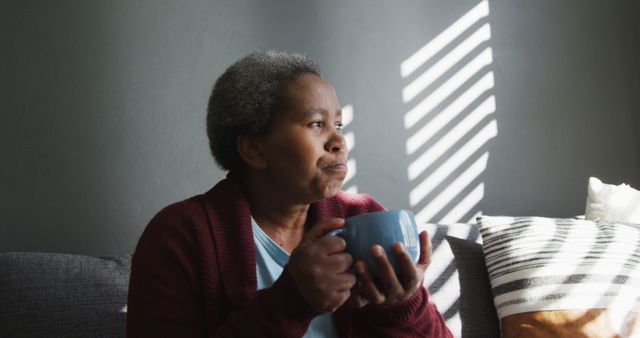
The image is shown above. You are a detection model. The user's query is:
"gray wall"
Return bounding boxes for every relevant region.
[484,1,640,217]
[2,0,639,256]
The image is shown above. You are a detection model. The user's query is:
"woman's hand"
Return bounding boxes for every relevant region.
[350,230,432,306]
[287,218,356,313]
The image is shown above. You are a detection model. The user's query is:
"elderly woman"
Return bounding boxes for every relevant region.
[127,51,452,337]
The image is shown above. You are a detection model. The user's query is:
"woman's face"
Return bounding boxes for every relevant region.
[258,73,348,203]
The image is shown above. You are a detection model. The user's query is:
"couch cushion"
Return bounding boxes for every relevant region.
[422,223,500,338]
[477,216,640,338]
[0,252,130,338]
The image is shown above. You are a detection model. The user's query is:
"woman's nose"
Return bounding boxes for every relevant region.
[325,130,346,153]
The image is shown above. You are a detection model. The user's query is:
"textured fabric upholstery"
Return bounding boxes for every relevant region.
[446,235,500,338]
[425,224,500,338]
[0,252,130,338]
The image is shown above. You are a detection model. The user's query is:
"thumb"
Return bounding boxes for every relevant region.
[300,218,345,245]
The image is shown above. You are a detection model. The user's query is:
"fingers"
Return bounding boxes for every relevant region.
[359,243,425,305]
[371,245,404,297]
[329,289,353,312]
[327,251,353,273]
[309,286,354,313]
[348,281,370,308]
[300,218,345,245]
[417,230,431,267]
[354,261,386,304]
[314,235,348,255]
[292,240,352,272]
[315,271,356,313]
[334,271,357,291]
[392,242,422,290]
[287,252,355,313]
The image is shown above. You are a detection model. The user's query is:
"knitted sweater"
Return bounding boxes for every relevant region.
[127,178,452,337]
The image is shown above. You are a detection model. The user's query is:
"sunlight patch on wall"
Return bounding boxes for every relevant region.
[342,104,358,194]
[409,121,497,216]
[406,72,494,155]
[401,0,490,78]
[402,24,491,103]
[414,152,489,222]
[402,0,496,225]
[408,96,495,182]
[404,48,493,130]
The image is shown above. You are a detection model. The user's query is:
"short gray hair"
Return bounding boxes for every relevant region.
[206,51,321,173]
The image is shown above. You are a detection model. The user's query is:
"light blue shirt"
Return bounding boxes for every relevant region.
[252,218,338,338]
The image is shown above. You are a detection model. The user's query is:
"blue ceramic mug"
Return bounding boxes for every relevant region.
[326,210,420,277]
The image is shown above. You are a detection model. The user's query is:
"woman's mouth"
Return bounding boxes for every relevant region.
[322,162,348,173]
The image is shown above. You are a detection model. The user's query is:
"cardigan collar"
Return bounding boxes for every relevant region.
[202,175,338,306]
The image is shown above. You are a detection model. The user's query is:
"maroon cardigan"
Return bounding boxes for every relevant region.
[127,178,452,337]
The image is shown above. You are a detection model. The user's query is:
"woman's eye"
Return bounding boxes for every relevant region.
[309,121,323,128]
[308,121,343,131]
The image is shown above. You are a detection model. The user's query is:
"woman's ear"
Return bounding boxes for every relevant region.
[236,135,268,170]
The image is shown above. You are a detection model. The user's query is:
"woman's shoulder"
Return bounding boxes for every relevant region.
[135,194,210,251]
[146,178,239,231]
[152,194,209,226]
[137,177,245,247]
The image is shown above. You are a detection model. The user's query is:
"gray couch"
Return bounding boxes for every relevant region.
[0,224,499,338]
[1,253,130,338]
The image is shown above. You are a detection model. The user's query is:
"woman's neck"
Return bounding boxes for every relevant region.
[238,172,310,252]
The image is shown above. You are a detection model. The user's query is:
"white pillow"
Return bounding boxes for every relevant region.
[585,177,640,223]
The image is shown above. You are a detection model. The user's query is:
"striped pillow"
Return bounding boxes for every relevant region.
[477,216,640,337]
